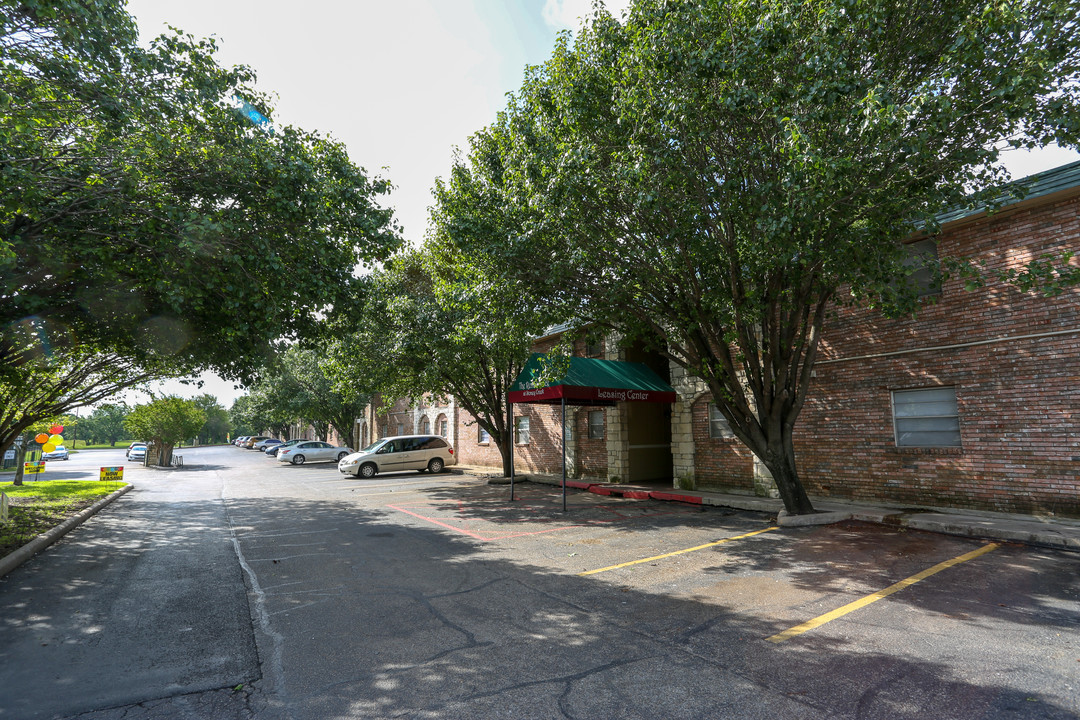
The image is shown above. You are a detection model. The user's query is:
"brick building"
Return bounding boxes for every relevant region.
[687,161,1080,516]
[361,162,1080,517]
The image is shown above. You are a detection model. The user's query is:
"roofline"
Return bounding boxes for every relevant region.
[936,159,1080,228]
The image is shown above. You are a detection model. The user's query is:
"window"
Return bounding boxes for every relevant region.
[420,417,430,434]
[478,426,491,444]
[397,423,404,436]
[421,437,448,449]
[588,410,605,439]
[439,419,448,437]
[709,403,735,439]
[514,416,530,445]
[585,338,603,357]
[892,387,961,447]
[402,438,425,451]
[904,239,941,297]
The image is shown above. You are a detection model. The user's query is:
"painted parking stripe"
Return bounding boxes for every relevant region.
[766,542,999,643]
[577,526,780,576]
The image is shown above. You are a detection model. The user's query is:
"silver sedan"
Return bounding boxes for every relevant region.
[277,441,352,465]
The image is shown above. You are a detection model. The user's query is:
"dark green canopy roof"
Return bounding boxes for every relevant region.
[508,353,676,405]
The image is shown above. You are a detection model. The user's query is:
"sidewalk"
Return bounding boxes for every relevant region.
[451,464,1080,551]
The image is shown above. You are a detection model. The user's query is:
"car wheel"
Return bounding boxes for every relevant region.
[291,454,305,465]
[337,451,348,461]
[359,463,377,479]
[427,457,444,473]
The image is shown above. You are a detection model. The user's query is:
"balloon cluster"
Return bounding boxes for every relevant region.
[35,424,64,453]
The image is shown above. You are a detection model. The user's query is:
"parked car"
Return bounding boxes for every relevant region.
[338,435,456,479]
[234,436,249,447]
[253,438,283,451]
[266,439,303,457]
[244,436,271,449]
[127,443,147,462]
[42,445,69,461]
[277,441,352,465]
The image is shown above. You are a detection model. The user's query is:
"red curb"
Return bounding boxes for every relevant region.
[590,486,615,496]
[564,480,595,490]
[649,491,703,505]
[619,490,652,499]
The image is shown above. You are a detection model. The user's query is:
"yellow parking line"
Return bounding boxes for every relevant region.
[578,526,780,576]
[766,542,999,643]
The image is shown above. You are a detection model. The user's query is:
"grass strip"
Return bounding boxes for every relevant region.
[0,481,127,557]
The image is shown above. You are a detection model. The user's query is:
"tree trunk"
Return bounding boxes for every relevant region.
[498,428,513,477]
[156,442,174,467]
[12,444,25,486]
[761,431,815,516]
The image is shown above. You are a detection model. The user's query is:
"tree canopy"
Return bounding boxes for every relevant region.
[444,0,1080,513]
[124,396,206,466]
[243,343,370,448]
[0,1,400,460]
[327,181,557,475]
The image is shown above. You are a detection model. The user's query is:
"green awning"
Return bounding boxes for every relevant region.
[508,353,676,405]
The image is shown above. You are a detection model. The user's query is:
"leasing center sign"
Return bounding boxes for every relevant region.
[509,384,675,404]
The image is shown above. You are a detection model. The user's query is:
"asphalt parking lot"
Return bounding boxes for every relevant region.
[276,459,1078,710]
[2,447,1076,719]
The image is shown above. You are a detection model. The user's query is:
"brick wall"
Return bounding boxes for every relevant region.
[691,394,756,493]
[793,191,1080,515]
[455,409,504,467]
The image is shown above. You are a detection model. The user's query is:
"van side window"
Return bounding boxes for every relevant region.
[422,437,447,449]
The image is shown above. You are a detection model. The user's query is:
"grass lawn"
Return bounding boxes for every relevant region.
[0,480,126,557]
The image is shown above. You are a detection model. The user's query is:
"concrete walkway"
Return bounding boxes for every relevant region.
[452,464,1080,551]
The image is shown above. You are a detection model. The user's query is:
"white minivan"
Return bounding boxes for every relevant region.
[338,435,456,478]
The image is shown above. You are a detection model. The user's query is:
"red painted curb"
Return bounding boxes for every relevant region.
[564,480,595,490]
[649,491,703,504]
[590,486,615,496]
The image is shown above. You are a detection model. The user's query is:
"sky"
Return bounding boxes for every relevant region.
[122,0,1078,408]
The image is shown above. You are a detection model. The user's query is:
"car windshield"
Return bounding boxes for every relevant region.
[360,440,386,453]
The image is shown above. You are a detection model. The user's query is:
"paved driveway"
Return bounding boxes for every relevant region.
[0,446,1076,719]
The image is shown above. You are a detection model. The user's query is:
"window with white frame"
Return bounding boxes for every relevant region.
[397,423,404,436]
[514,416,530,445]
[439,418,448,437]
[478,426,490,444]
[892,387,960,447]
[420,417,430,434]
[588,410,605,439]
[709,403,735,439]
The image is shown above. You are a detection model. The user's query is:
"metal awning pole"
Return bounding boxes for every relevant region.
[561,396,567,512]
[508,399,515,502]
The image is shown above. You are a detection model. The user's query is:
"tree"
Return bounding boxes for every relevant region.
[0,1,400,461]
[1,346,162,483]
[329,220,555,475]
[124,397,206,466]
[81,403,131,446]
[454,0,1080,513]
[227,395,260,438]
[192,394,230,444]
[244,343,370,449]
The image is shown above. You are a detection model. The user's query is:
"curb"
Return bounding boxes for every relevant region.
[458,469,1080,552]
[0,484,132,578]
